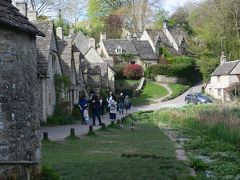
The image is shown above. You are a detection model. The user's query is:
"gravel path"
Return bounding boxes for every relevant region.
[41,83,203,141]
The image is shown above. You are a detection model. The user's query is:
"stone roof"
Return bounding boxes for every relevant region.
[72,31,90,55]
[34,21,57,77]
[102,39,158,60]
[211,60,240,76]
[132,41,158,60]
[103,39,138,55]
[57,39,72,78]
[0,0,44,36]
[145,27,186,55]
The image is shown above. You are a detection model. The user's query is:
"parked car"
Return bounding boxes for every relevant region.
[185,93,212,104]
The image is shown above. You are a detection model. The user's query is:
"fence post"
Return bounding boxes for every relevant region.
[89,125,93,133]
[43,132,48,140]
[70,128,75,136]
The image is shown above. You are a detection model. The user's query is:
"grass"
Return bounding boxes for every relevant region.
[150,105,240,179]
[42,113,190,180]
[132,81,168,106]
[162,84,190,101]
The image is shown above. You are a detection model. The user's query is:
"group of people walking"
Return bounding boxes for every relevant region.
[78,91,131,126]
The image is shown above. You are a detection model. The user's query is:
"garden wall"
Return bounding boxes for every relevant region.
[154,75,187,84]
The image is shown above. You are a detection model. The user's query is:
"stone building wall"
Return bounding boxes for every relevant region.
[0,27,40,177]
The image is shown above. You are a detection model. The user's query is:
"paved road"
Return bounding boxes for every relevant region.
[41,83,203,141]
[132,83,203,112]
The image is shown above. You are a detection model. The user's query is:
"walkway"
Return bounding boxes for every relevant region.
[40,83,202,141]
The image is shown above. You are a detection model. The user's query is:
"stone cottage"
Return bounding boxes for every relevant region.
[98,32,158,69]
[72,31,115,92]
[34,21,63,123]
[0,0,44,178]
[206,52,240,102]
[15,2,63,122]
[140,20,187,59]
[57,30,81,111]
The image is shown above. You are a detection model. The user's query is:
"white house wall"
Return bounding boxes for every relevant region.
[206,75,239,101]
[140,30,156,53]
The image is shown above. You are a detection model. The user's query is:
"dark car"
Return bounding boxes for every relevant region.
[185,93,212,104]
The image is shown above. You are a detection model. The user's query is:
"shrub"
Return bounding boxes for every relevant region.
[47,101,75,125]
[145,56,200,83]
[123,64,143,80]
[72,105,82,122]
[41,165,61,180]
[113,65,125,80]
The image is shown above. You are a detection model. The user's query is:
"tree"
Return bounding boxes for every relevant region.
[25,0,57,16]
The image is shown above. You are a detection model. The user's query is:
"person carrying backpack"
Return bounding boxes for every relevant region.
[91,93,102,126]
[109,95,117,122]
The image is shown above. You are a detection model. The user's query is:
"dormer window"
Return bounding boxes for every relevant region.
[115,46,122,54]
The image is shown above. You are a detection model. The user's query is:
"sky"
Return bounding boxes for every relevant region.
[164,0,202,14]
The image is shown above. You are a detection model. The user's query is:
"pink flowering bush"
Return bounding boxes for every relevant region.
[123,64,144,80]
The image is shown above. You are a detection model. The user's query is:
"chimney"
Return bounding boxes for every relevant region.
[56,27,64,40]
[100,32,106,42]
[69,28,74,37]
[220,52,226,64]
[89,38,96,49]
[163,19,168,29]
[28,10,37,21]
[16,0,27,17]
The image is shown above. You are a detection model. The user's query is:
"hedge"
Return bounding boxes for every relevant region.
[145,56,200,83]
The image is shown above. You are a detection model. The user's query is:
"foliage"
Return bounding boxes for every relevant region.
[159,47,174,62]
[196,56,219,81]
[47,101,76,125]
[72,105,82,122]
[142,105,240,178]
[120,53,135,62]
[131,81,168,106]
[42,113,190,179]
[145,56,200,83]
[54,17,70,36]
[115,79,139,97]
[123,64,144,80]
[54,74,71,103]
[113,65,125,80]
[41,165,61,180]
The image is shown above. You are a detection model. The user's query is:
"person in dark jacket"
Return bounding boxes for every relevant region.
[117,93,125,114]
[91,93,102,126]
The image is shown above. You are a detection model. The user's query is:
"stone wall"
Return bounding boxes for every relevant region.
[0,27,40,178]
[154,75,186,84]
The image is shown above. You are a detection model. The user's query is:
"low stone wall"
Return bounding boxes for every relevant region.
[135,77,145,95]
[154,75,186,84]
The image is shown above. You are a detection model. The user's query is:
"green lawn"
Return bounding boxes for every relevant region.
[42,114,190,179]
[132,81,168,106]
[162,84,190,101]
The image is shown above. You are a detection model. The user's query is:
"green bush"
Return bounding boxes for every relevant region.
[145,56,200,83]
[47,101,75,125]
[72,105,82,122]
[42,165,61,180]
[113,65,125,80]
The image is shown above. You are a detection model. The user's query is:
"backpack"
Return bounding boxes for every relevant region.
[110,101,116,110]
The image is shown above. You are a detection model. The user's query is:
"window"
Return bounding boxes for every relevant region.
[130,61,135,64]
[52,54,56,72]
[115,46,122,54]
[49,93,51,105]
[145,63,152,67]
[217,89,221,96]
[217,76,220,82]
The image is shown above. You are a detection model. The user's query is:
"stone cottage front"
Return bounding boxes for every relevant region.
[0,0,44,178]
